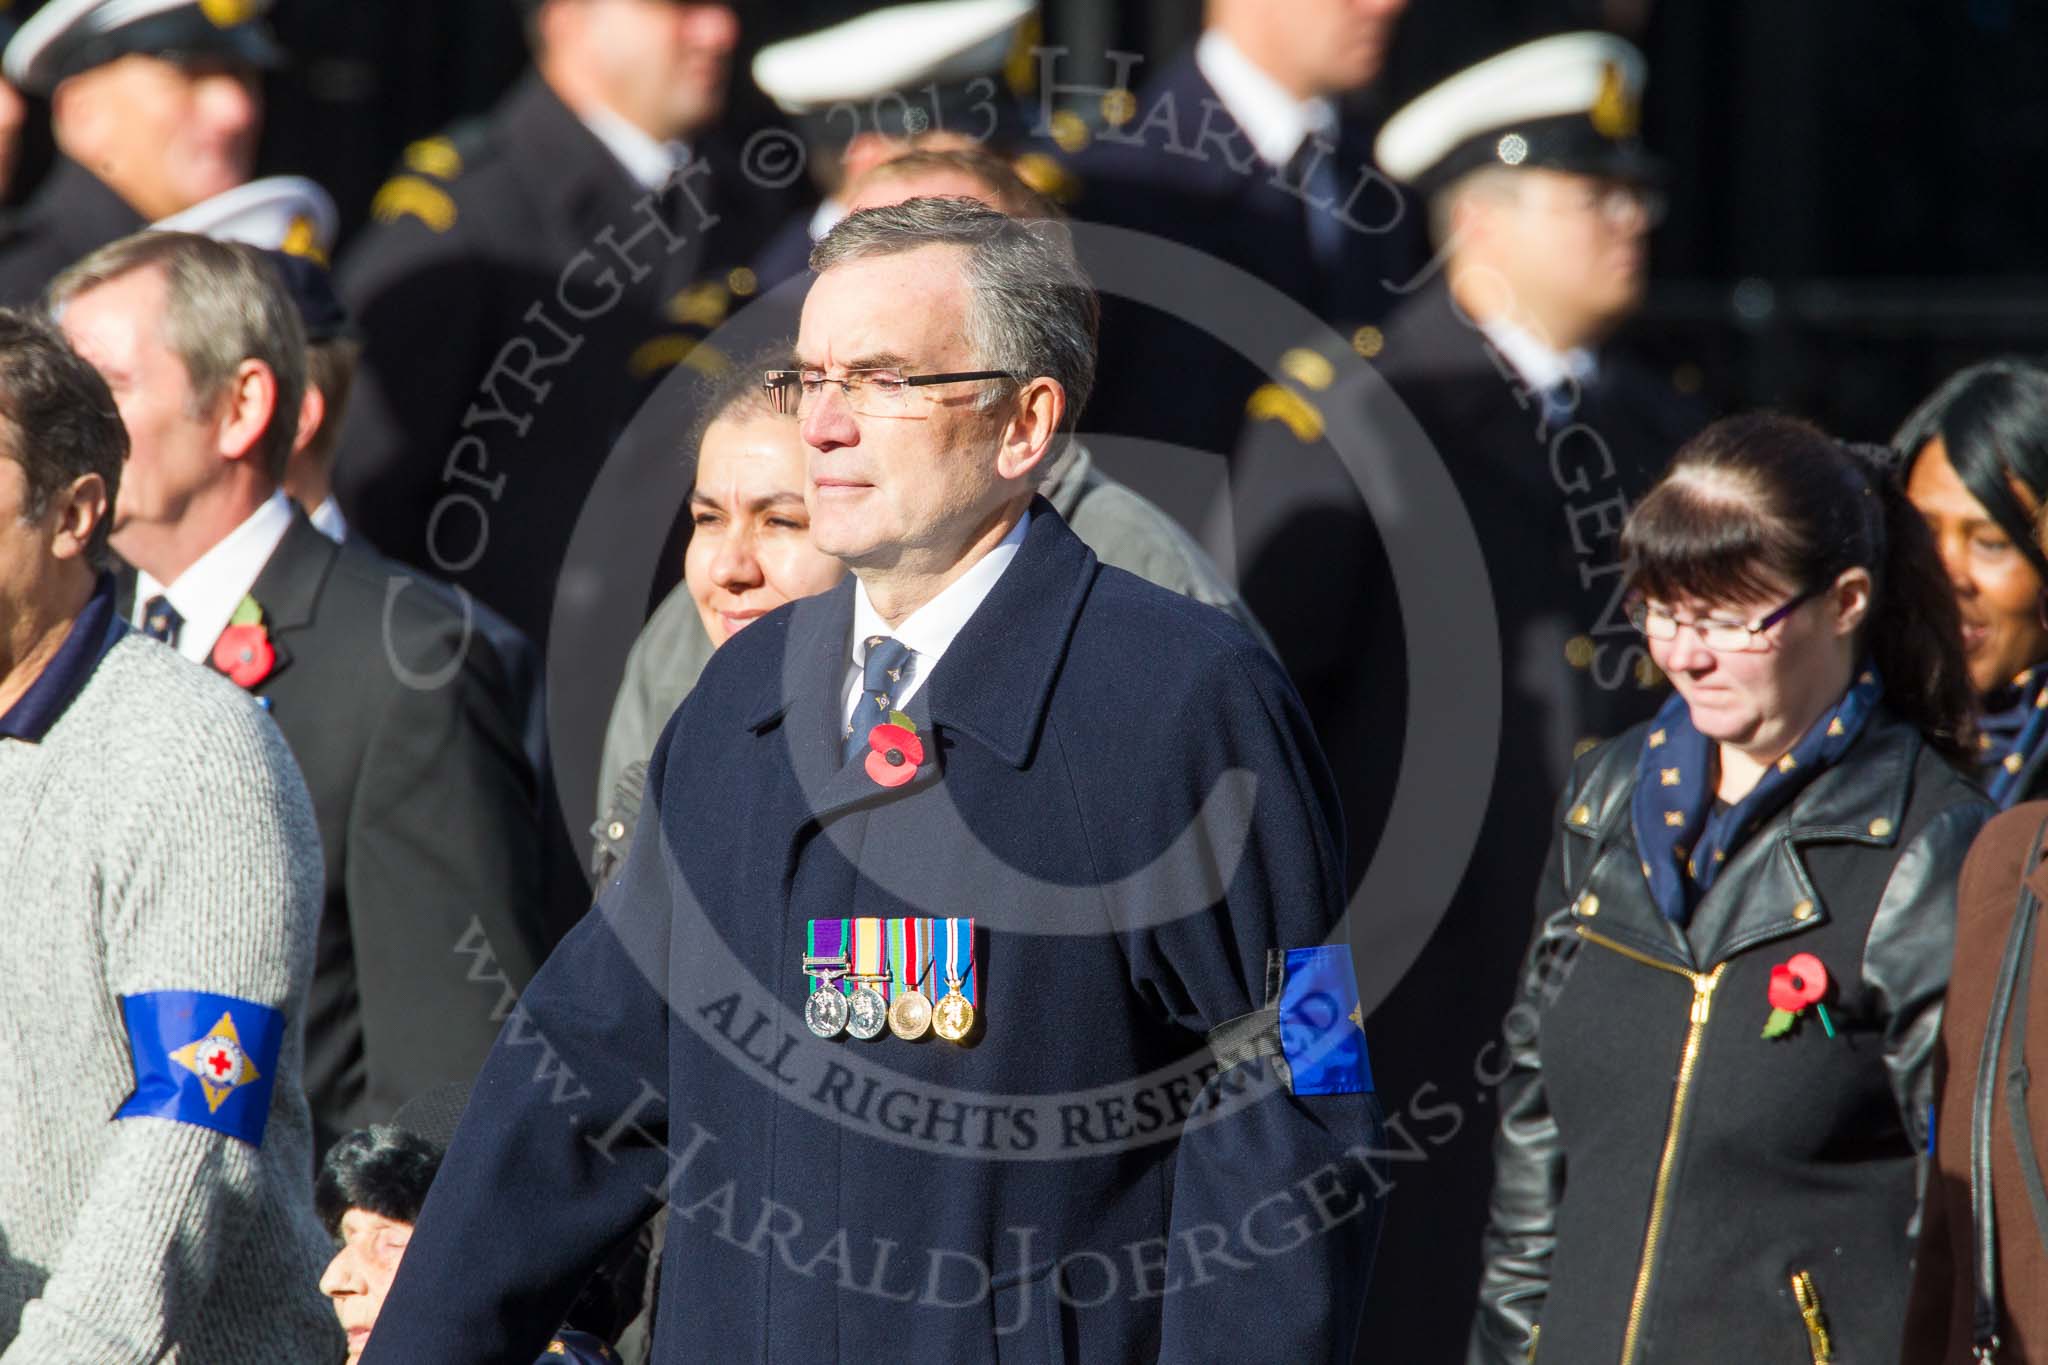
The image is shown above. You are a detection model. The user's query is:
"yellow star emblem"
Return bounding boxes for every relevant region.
[169,1011,261,1113]
[1349,1003,1364,1032]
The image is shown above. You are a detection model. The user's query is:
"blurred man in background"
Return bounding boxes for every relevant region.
[1067,0,1420,459]
[51,232,549,1159]
[1232,33,1707,1359]
[333,0,791,657]
[746,0,1039,290]
[0,0,278,303]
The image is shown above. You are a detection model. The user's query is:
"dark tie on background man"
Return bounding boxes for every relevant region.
[1285,135,1347,269]
[140,594,183,648]
[842,635,915,764]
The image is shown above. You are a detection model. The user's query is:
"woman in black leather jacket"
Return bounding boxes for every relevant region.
[1469,414,1990,1364]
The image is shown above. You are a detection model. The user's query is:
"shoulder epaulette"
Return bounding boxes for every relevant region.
[370,175,458,233]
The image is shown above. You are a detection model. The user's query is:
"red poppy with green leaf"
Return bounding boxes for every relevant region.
[1761,951,1834,1039]
[211,595,276,689]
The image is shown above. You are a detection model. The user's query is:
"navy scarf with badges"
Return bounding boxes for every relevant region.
[1977,664,2048,807]
[1632,666,1884,922]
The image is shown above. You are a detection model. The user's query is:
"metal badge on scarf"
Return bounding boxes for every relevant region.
[845,917,890,1040]
[803,919,850,1039]
[887,916,934,1040]
[932,916,977,1043]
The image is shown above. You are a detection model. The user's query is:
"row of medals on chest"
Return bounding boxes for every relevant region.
[802,952,972,1042]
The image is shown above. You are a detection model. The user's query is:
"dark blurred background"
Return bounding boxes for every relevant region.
[0,1,2029,447]
[0,0,2015,448]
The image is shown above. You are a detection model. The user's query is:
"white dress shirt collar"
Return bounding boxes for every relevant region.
[808,196,848,245]
[1479,315,1599,398]
[579,103,691,194]
[1195,29,1340,169]
[309,496,348,543]
[133,491,295,666]
[844,510,1031,727]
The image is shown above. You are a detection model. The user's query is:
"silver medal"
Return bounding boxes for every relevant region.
[845,984,888,1040]
[805,986,849,1039]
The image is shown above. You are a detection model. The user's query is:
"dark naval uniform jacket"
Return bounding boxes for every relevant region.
[1471,711,1988,1363]
[361,503,1386,1364]
[1231,273,1707,1360]
[332,71,790,654]
[243,511,549,1154]
[1065,48,1421,459]
[0,157,146,305]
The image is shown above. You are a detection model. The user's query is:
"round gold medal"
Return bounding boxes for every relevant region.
[932,988,975,1042]
[888,988,932,1040]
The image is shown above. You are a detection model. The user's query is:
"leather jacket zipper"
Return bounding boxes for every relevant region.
[1790,1270,1833,1362]
[1575,926,1727,1364]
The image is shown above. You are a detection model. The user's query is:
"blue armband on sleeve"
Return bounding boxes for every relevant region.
[1279,946,1374,1097]
[116,990,286,1146]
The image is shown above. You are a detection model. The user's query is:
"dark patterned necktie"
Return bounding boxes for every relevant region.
[842,635,915,764]
[140,594,183,647]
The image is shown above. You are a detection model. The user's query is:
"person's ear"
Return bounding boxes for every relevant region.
[1831,566,1874,636]
[293,381,326,456]
[213,359,279,466]
[993,378,1064,484]
[47,472,108,563]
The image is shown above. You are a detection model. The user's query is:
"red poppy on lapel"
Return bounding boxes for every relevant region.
[212,595,275,689]
[864,721,924,789]
[1762,952,1831,1039]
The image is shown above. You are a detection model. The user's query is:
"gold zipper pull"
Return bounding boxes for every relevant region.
[1689,970,1722,1024]
[1791,1270,1833,1362]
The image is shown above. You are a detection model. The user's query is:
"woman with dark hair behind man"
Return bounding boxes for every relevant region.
[1901,358,2048,806]
[1902,361,2048,1363]
[1469,414,1990,1363]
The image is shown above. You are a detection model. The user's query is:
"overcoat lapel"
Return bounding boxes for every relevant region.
[244,512,338,689]
[745,499,1100,852]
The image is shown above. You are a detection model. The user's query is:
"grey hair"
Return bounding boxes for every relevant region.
[45,231,308,485]
[809,197,1098,437]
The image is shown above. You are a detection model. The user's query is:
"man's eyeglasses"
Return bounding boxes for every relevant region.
[1626,587,1820,653]
[763,368,1014,420]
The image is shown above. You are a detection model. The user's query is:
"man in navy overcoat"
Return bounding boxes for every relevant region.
[364,197,1384,1364]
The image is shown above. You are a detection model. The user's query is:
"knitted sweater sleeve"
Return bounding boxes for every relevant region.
[1,695,324,1364]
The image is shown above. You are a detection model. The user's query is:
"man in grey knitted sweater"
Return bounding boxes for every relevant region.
[0,311,339,1360]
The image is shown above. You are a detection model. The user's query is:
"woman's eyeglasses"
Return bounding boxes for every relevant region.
[1626,587,1820,652]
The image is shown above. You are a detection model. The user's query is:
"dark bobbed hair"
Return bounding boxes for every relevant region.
[682,340,795,477]
[0,309,127,568]
[314,1125,442,1237]
[1894,356,2048,583]
[1622,413,1974,761]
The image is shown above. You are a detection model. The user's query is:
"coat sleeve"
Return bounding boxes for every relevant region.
[1,702,329,1363]
[1468,777,1582,1365]
[1897,1025,1959,1362]
[346,592,548,1118]
[1865,798,1991,1190]
[1083,631,1382,1365]
[359,711,687,1364]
